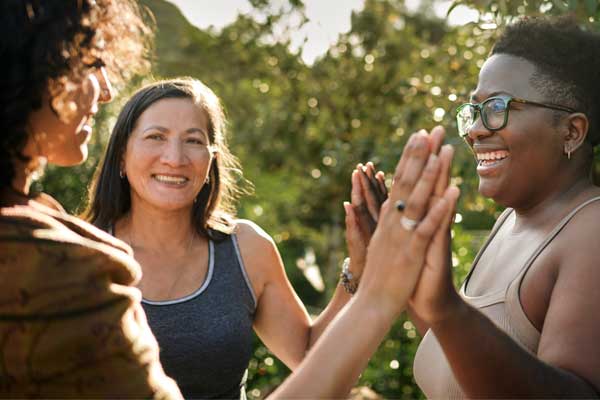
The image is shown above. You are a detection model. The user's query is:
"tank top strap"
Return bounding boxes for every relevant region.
[460,207,514,299]
[506,195,600,351]
[210,232,257,311]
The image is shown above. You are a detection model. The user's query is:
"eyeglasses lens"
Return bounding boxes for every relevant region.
[482,98,507,130]
[457,105,476,137]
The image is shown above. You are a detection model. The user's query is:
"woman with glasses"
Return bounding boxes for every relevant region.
[406,16,600,398]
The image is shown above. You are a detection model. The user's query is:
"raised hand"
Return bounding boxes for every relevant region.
[344,162,387,281]
[270,131,459,399]
[358,131,460,318]
[408,126,462,329]
[349,162,387,244]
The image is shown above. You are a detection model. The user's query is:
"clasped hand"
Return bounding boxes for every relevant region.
[345,126,461,322]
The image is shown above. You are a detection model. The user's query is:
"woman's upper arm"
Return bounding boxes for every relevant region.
[537,222,600,394]
[234,220,311,369]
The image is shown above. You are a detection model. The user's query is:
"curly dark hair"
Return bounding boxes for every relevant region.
[85,78,249,239]
[0,0,152,190]
[491,16,600,146]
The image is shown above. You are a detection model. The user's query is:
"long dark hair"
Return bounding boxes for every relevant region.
[0,0,151,191]
[86,78,247,239]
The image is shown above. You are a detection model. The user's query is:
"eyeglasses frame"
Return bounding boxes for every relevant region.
[456,95,577,138]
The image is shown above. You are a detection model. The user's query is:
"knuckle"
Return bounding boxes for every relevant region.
[398,175,416,191]
[407,196,427,211]
[422,164,438,180]
[413,227,429,241]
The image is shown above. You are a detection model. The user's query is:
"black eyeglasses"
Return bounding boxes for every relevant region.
[456,95,577,138]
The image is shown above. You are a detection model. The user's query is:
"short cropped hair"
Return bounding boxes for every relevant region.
[491,16,600,145]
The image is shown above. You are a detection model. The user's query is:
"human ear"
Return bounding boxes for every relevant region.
[563,113,589,156]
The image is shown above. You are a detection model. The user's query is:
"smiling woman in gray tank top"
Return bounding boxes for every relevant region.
[86,78,374,399]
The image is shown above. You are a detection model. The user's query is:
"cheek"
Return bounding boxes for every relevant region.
[192,153,213,177]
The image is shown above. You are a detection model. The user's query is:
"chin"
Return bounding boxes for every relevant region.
[50,147,88,166]
[478,180,500,201]
[478,182,512,207]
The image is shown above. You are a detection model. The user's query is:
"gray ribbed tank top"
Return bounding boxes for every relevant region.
[142,234,257,399]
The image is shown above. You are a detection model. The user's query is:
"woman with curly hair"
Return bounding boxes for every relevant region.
[0,0,182,397]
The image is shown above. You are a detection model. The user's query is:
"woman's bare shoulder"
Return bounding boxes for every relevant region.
[232,219,282,279]
[234,219,276,247]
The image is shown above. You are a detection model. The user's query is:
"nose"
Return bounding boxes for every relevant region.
[160,139,187,167]
[95,67,114,103]
[86,73,101,113]
[466,114,493,142]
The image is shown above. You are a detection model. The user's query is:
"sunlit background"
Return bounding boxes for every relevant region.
[167,0,479,64]
[38,1,599,398]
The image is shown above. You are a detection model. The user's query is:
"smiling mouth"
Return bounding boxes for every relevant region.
[152,174,189,185]
[476,150,509,166]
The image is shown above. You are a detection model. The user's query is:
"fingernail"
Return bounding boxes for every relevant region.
[343,202,351,214]
[414,135,426,148]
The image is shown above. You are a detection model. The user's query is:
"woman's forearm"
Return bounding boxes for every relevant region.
[306,283,354,349]
[269,293,395,399]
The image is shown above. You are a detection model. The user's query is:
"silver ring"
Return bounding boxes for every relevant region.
[395,200,406,212]
[400,216,419,231]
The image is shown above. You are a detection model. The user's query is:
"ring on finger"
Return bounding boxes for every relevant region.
[400,215,419,231]
[395,200,406,212]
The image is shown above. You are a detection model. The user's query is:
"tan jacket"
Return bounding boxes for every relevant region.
[0,200,182,399]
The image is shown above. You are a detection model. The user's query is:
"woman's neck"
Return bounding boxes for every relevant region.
[1,167,34,206]
[11,163,33,196]
[116,205,198,256]
[511,176,597,231]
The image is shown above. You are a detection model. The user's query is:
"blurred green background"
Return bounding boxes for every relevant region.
[36,0,599,398]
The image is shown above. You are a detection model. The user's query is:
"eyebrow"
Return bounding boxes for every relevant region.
[469,91,512,102]
[142,125,208,135]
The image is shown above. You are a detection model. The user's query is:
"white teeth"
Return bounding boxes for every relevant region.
[476,150,509,162]
[153,174,188,184]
